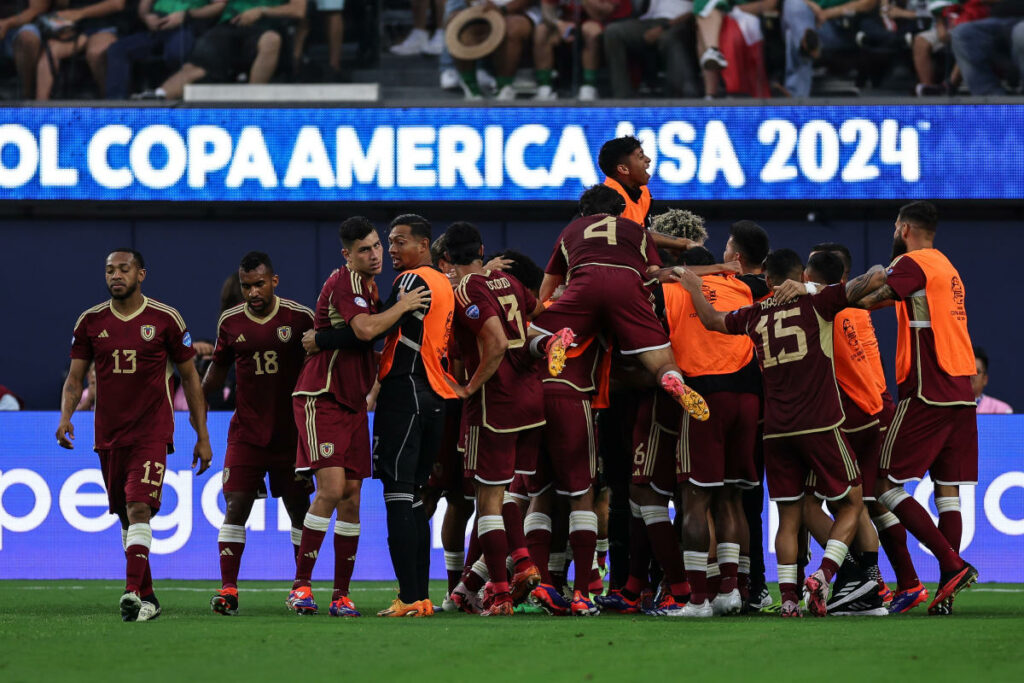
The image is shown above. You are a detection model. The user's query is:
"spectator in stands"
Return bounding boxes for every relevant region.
[104,0,225,99]
[35,0,131,100]
[532,0,627,100]
[437,0,497,93]
[951,0,1024,95]
[390,0,445,56]
[295,0,345,80]
[0,383,24,410]
[602,0,699,99]
[450,0,533,100]
[782,0,878,97]
[1,0,48,98]
[695,0,775,98]
[143,0,305,99]
[973,348,1013,414]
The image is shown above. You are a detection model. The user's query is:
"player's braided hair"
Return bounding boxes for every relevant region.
[651,209,708,244]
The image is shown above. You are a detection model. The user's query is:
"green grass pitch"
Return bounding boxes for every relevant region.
[2,581,1023,682]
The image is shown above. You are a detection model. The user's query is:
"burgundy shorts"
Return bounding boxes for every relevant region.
[880,398,978,485]
[509,474,531,501]
[839,395,883,500]
[763,427,861,502]
[680,391,760,488]
[427,399,467,496]
[531,393,597,497]
[97,441,169,513]
[532,268,670,355]
[463,423,542,485]
[631,392,682,496]
[293,395,371,480]
[223,442,313,499]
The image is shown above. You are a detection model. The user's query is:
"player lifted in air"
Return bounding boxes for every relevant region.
[287,217,429,617]
[57,248,212,622]
[204,251,314,616]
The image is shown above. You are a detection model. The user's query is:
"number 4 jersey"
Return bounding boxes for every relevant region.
[213,297,314,450]
[71,297,197,451]
[723,284,850,437]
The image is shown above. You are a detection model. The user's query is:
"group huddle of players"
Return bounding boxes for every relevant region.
[56,136,980,622]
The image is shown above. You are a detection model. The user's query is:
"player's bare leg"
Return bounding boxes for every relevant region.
[121,502,156,622]
[212,491,257,616]
[475,483,514,615]
[329,481,363,617]
[634,347,709,421]
[710,487,745,615]
[289,466,349,615]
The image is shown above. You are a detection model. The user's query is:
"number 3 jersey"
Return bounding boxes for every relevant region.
[723,284,849,437]
[71,297,197,451]
[453,270,545,432]
[213,297,314,450]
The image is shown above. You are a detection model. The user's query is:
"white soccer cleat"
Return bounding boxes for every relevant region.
[441,594,459,612]
[711,589,743,616]
[681,598,714,617]
[137,600,162,622]
[119,592,142,622]
[577,85,598,101]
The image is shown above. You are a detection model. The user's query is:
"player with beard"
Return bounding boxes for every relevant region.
[205,252,314,616]
[58,248,212,622]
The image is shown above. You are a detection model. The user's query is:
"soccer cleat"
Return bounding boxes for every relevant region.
[681,598,714,618]
[888,582,929,614]
[594,589,640,614]
[712,589,743,616]
[829,593,889,617]
[748,586,774,612]
[510,563,542,604]
[287,586,318,615]
[120,591,142,622]
[803,569,831,617]
[441,594,458,612]
[779,599,802,618]
[531,583,571,616]
[826,577,878,613]
[931,596,954,616]
[481,593,514,616]
[377,597,422,617]
[137,599,162,622]
[451,582,483,614]
[211,587,239,616]
[545,328,576,377]
[415,599,435,617]
[647,594,687,617]
[571,590,600,616]
[328,595,361,617]
[929,562,977,615]
[660,373,709,421]
[878,580,894,606]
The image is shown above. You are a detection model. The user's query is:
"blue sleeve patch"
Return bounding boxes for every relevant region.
[466,305,480,320]
[183,332,193,347]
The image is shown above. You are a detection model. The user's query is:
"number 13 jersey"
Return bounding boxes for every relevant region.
[723,284,849,437]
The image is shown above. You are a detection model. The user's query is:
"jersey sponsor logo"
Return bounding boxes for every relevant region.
[182,332,193,347]
[319,442,335,458]
[466,304,480,319]
[277,325,292,342]
[140,324,156,341]
[97,329,109,339]
[701,283,717,304]
[354,296,369,308]
[236,333,247,343]
[222,467,230,485]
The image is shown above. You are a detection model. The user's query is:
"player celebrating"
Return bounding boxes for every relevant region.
[204,252,314,616]
[57,248,212,622]
[287,217,429,617]
[677,250,868,618]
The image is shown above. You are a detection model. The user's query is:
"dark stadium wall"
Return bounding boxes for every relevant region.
[0,217,1016,412]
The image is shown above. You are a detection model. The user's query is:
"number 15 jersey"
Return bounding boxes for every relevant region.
[723,284,849,437]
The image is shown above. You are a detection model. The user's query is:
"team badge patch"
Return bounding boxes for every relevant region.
[466,304,480,319]
[277,326,292,342]
[222,468,230,485]
[354,297,368,308]
[319,442,335,458]
[182,332,192,347]
[140,324,155,341]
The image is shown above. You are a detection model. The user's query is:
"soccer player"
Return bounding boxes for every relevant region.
[57,248,212,622]
[531,184,709,420]
[373,214,459,617]
[784,201,980,615]
[677,249,868,618]
[204,251,314,616]
[286,217,429,617]
[445,222,551,616]
[600,136,654,227]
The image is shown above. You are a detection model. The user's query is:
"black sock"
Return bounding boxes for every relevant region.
[412,499,431,601]
[384,480,418,604]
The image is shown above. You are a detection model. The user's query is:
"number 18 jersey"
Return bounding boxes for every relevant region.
[723,284,849,437]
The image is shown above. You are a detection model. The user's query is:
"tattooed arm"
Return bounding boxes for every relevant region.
[845,265,897,310]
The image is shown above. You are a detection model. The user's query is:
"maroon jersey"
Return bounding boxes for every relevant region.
[293,265,380,412]
[723,284,849,437]
[540,334,606,399]
[453,270,545,432]
[213,297,314,450]
[545,214,662,282]
[70,297,196,450]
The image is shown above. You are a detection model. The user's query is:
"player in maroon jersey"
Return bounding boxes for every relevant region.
[443,221,550,617]
[677,249,874,618]
[57,248,212,622]
[530,184,709,421]
[203,251,315,616]
[285,217,429,617]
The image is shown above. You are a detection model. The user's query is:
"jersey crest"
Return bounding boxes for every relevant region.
[319,442,335,458]
[277,325,292,343]
[140,324,155,341]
